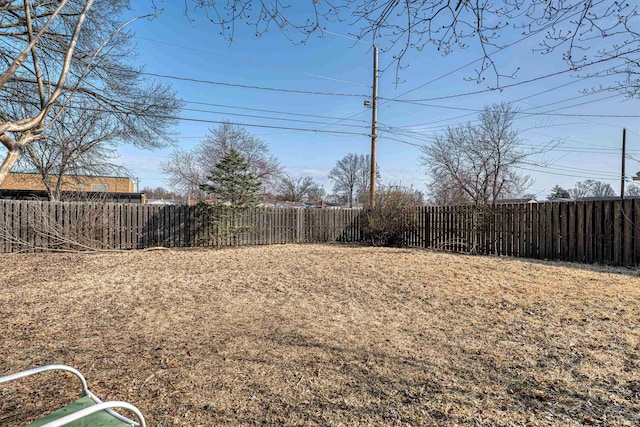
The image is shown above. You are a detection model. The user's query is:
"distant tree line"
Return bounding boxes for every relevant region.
[547,180,625,200]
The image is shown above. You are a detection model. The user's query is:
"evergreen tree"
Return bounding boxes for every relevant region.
[198,149,261,244]
[200,148,261,208]
[547,185,570,200]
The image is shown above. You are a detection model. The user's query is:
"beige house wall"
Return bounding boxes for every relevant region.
[1,173,134,193]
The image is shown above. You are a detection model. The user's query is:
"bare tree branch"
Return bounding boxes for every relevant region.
[275,174,325,202]
[161,122,282,199]
[421,102,534,206]
[328,153,379,207]
[189,1,640,93]
[0,1,180,188]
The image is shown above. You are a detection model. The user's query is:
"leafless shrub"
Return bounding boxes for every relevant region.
[360,185,421,247]
[0,197,114,253]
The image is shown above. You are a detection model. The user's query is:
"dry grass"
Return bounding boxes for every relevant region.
[1,244,639,426]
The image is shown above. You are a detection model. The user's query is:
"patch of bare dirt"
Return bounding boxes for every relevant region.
[1,244,639,426]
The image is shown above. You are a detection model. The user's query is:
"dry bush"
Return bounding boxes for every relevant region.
[0,196,113,252]
[360,185,422,247]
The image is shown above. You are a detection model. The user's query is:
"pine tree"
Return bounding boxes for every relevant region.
[547,185,570,200]
[198,149,261,244]
[200,148,261,208]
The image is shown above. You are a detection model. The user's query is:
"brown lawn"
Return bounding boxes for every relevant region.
[1,244,639,426]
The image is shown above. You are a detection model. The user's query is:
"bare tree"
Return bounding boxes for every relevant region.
[591,181,616,197]
[0,1,180,187]
[16,105,126,200]
[276,175,325,202]
[161,148,205,200]
[161,122,282,200]
[427,178,472,206]
[328,153,378,208]
[570,179,616,198]
[626,183,640,197]
[568,181,592,199]
[421,103,532,206]
[189,1,640,95]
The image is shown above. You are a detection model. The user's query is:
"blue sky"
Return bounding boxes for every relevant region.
[119,2,640,199]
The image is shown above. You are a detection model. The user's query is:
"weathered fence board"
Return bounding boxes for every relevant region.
[3,200,640,266]
[413,200,640,266]
[0,201,362,253]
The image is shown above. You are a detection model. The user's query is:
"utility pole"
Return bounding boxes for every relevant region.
[620,128,627,264]
[621,128,626,200]
[135,177,140,193]
[369,45,378,208]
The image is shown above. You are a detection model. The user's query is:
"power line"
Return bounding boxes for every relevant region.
[380,110,477,131]
[164,115,367,136]
[520,165,619,182]
[380,88,631,134]
[382,126,630,156]
[507,84,612,115]
[378,75,602,131]
[498,78,625,131]
[381,128,432,143]
[518,145,631,154]
[379,134,424,149]
[384,84,623,120]
[135,35,371,88]
[518,93,632,118]
[521,112,638,119]
[0,95,369,133]
[311,107,371,133]
[321,29,372,46]
[179,99,369,123]
[178,106,370,129]
[43,105,370,137]
[383,7,586,102]
[382,47,640,104]
[521,161,621,179]
[508,75,593,104]
[380,100,558,133]
[138,71,367,98]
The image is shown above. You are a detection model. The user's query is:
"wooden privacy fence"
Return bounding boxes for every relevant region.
[0,200,361,253]
[2,199,640,266]
[410,200,640,266]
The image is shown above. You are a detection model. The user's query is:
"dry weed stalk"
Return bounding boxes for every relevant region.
[0,197,114,253]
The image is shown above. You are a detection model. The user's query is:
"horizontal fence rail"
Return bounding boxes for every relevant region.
[1,199,639,266]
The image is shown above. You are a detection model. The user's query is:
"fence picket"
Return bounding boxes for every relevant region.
[2,200,640,266]
[633,199,639,265]
[543,203,551,258]
[604,201,613,264]
[614,200,622,265]
[559,202,568,260]
[622,199,633,266]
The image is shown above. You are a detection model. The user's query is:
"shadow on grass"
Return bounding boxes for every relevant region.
[208,328,640,426]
